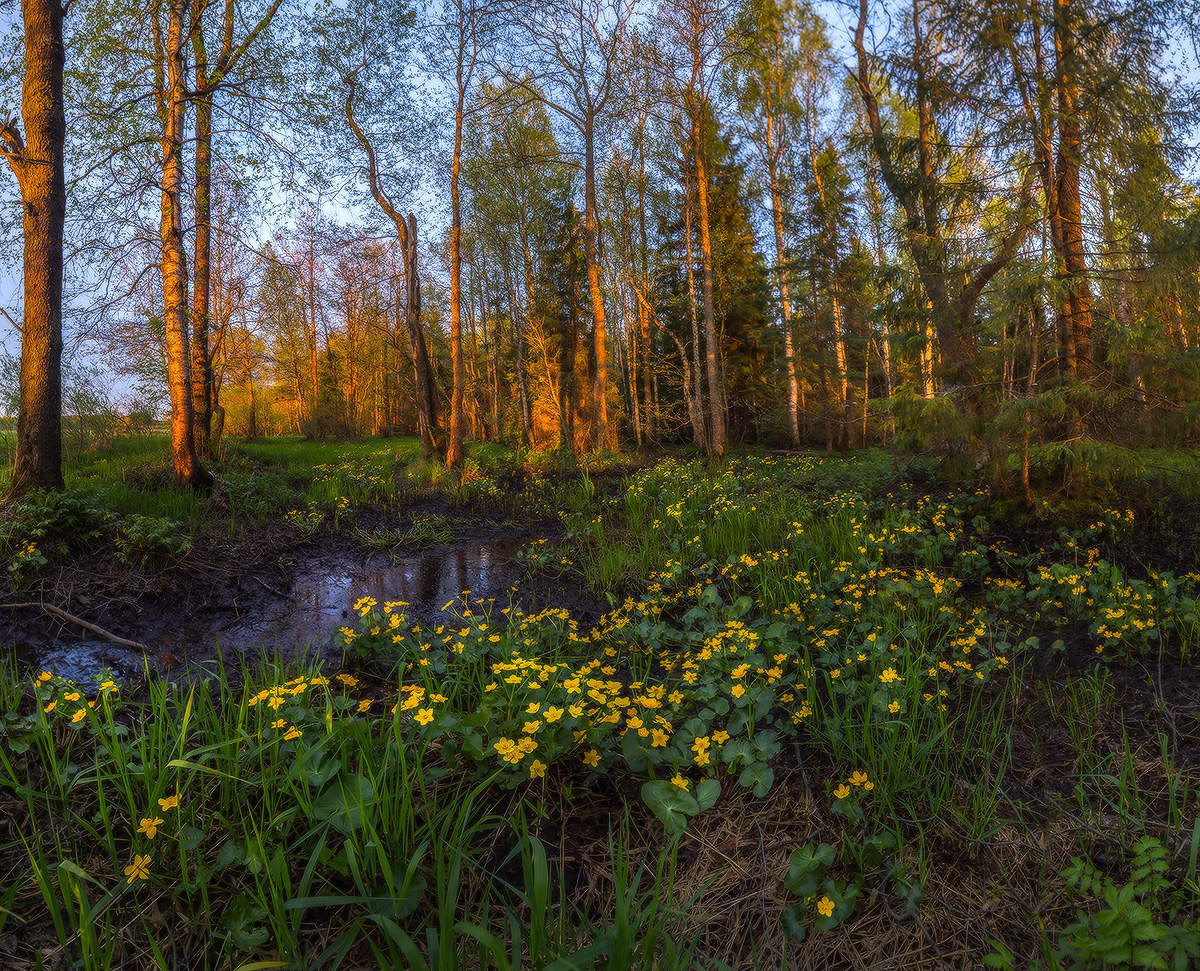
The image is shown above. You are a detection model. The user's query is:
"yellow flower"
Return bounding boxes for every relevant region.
[583,749,601,767]
[415,708,434,726]
[848,771,870,788]
[888,700,900,713]
[37,671,52,683]
[522,720,541,734]
[124,854,152,884]
[731,684,745,699]
[137,817,164,840]
[816,896,835,918]
[671,773,689,791]
[71,708,86,724]
[283,725,302,741]
[158,795,179,812]
[833,783,850,799]
[357,698,373,713]
[529,759,547,779]
[43,700,56,714]
[64,692,80,702]
[879,667,900,684]
[271,718,287,729]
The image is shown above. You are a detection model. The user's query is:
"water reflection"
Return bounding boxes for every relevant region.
[14,538,527,682]
[220,538,524,651]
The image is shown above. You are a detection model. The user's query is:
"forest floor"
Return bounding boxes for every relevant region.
[1,438,1199,969]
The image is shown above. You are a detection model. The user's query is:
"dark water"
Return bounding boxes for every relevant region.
[17,539,526,686]
[212,538,525,652]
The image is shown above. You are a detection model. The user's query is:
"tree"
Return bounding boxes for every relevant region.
[152,0,211,487]
[727,0,826,445]
[440,0,486,468]
[1,0,66,494]
[330,0,439,457]
[189,0,286,457]
[654,0,736,456]
[851,0,1035,408]
[503,0,632,450]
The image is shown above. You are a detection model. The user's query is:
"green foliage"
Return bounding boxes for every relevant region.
[987,837,1200,970]
[114,513,191,564]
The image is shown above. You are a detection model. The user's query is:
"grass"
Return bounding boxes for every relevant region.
[3,439,1200,967]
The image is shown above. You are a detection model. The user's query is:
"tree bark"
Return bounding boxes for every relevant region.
[445,71,467,468]
[693,118,725,458]
[682,181,706,448]
[583,124,611,450]
[769,167,799,446]
[343,80,437,456]
[2,0,66,494]
[191,61,215,457]
[1053,0,1092,386]
[158,0,209,488]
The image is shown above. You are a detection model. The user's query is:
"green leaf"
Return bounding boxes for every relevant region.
[780,904,807,941]
[785,843,835,897]
[738,762,774,798]
[641,780,700,836]
[694,778,721,811]
[312,774,375,835]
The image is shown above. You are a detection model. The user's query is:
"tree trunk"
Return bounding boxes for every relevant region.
[159,0,209,488]
[405,216,437,456]
[694,119,725,458]
[769,166,799,446]
[637,147,654,443]
[2,0,66,494]
[559,274,579,461]
[190,42,214,457]
[583,124,611,450]
[682,184,706,448]
[307,235,318,420]
[1053,0,1093,386]
[446,77,467,468]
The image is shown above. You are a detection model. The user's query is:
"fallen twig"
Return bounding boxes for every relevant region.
[1,601,151,653]
[253,575,289,599]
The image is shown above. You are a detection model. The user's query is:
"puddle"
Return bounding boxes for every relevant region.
[209,538,526,653]
[13,538,530,686]
[22,640,158,691]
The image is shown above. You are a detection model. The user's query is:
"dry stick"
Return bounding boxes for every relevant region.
[2,601,151,652]
[253,575,288,599]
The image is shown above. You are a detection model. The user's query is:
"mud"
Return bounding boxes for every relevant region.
[4,502,605,687]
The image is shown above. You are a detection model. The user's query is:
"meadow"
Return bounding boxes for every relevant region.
[1,439,1199,969]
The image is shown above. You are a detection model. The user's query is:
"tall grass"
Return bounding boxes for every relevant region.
[1,656,703,970]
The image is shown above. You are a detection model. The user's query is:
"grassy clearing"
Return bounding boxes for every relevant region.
[3,444,1200,967]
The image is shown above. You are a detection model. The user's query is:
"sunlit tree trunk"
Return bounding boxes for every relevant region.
[1,0,66,495]
[157,0,209,488]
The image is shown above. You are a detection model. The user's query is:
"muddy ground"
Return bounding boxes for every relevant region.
[0,495,606,687]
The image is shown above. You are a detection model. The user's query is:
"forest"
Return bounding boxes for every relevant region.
[1,0,1200,967]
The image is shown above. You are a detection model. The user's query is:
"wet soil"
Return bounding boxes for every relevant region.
[1,497,606,687]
